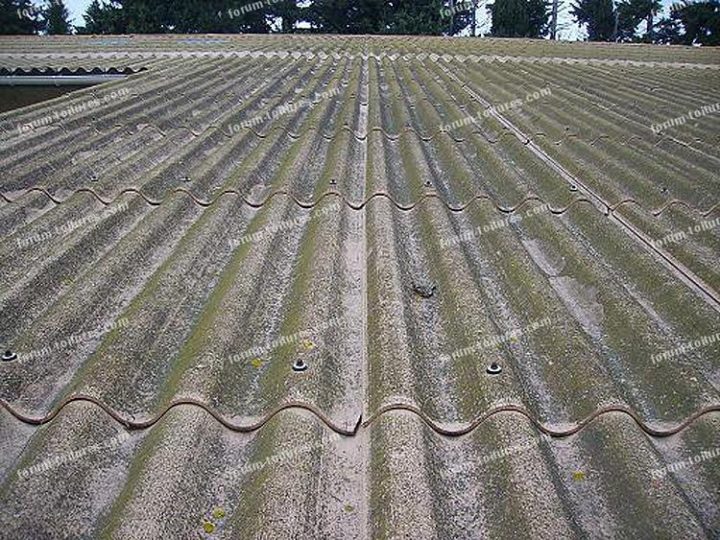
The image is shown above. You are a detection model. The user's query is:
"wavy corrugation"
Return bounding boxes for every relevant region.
[2,186,719,216]
[0,66,145,76]
[1,404,719,538]
[2,49,719,68]
[3,396,719,438]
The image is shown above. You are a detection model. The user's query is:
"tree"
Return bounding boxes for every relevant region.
[268,0,301,32]
[306,0,470,35]
[387,0,466,35]
[528,0,550,33]
[43,0,71,34]
[308,0,352,32]
[616,0,662,40]
[653,15,683,42]
[77,0,271,35]
[489,0,549,37]
[636,0,663,38]
[571,0,616,40]
[615,0,637,39]
[0,0,42,34]
[490,0,529,36]
[671,0,720,44]
[308,0,385,33]
[76,0,126,34]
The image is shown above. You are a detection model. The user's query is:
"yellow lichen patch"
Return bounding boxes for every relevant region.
[212,507,226,519]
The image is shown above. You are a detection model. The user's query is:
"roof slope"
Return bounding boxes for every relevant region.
[1,35,719,539]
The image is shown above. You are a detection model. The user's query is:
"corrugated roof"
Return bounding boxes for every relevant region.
[1,35,719,539]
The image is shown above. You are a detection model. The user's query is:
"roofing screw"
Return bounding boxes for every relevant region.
[424,180,432,187]
[2,350,17,362]
[292,358,308,372]
[569,184,578,192]
[182,176,190,183]
[330,178,337,186]
[661,186,668,194]
[486,362,502,375]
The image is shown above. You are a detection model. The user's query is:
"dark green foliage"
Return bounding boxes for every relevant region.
[670,0,719,44]
[571,0,615,40]
[653,14,683,42]
[307,0,385,33]
[267,0,300,32]
[488,0,549,37]
[615,0,662,40]
[43,0,71,34]
[386,0,461,35]
[307,0,352,33]
[0,0,43,34]
[305,0,468,35]
[76,0,271,34]
[77,0,126,34]
[528,0,549,34]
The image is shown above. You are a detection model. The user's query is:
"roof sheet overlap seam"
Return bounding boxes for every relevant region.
[15,123,714,151]
[2,397,719,439]
[0,396,361,436]
[2,187,718,217]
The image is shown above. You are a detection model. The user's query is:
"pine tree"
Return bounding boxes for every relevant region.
[489,0,549,37]
[268,0,301,32]
[490,0,530,35]
[386,0,460,35]
[528,0,550,34]
[0,0,42,34]
[43,0,71,34]
[615,0,662,40]
[312,0,386,33]
[571,0,616,40]
[308,0,351,32]
[76,0,125,34]
[671,0,719,44]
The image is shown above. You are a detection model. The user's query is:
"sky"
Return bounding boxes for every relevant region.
[65,0,89,25]
[62,0,675,40]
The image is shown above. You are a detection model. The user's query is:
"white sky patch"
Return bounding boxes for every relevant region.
[64,0,90,25]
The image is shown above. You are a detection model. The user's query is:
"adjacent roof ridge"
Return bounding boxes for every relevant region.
[1,51,718,69]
